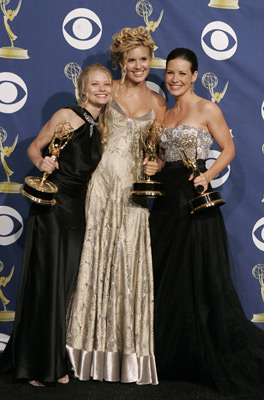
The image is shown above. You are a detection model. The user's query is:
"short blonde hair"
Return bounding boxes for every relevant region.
[78,63,113,148]
[110,26,155,85]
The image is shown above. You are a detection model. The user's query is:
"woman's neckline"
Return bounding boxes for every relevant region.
[164,124,210,135]
[111,97,153,120]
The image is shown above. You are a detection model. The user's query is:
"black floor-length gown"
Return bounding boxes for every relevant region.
[150,125,264,397]
[0,106,102,383]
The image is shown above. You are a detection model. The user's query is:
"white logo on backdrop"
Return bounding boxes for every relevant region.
[201,21,237,60]
[0,72,28,114]
[206,150,231,188]
[62,9,102,50]
[0,333,9,351]
[261,101,264,120]
[146,81,165,99]
[252,217,264,252]
[0,206,23,246]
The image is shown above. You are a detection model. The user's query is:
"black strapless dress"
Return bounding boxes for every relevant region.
[0,106,102,383]
[150,159,264,397]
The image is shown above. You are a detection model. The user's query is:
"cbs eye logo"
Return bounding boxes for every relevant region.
[206,150,230,188]
[252,217,264,252]
[62,8,102,50]
[0,206,24,246]
[146,81,165,99]
[261,101,264,120]
[0,72,28,114]
[201,21,238,61]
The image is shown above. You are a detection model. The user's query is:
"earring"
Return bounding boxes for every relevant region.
[190,82,195,94]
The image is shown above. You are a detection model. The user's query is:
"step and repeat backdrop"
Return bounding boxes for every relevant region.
[1,0,264,347]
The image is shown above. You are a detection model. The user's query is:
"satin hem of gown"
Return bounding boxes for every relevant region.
[66,345,158,385]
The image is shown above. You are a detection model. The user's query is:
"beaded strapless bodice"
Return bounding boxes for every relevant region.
[160,125,213,163]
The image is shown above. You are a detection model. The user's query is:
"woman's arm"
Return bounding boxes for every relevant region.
[192,101,235,191]
[27,108,77,174]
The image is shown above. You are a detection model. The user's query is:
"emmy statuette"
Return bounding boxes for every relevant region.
[21,121,74,206]
[131,119,165,198]
[178,133,225,214]
[208,0,239,9]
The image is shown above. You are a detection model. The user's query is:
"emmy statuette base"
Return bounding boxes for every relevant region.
[0,182,22,193]
[21,176,58,206]
[0,311,15,322]
[189,191,225,215]
[0,47,29,59]
[251,313,264,323]
[131,180,165,198]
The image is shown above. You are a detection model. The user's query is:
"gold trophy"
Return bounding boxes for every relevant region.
[208,0,239,9]
[0,0,29,59]
[131,119,165,197]
[177,133,225,214]
[251,264,264,323]
[21,121,74,206]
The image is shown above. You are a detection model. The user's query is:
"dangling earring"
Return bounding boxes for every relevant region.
[190,82,195,94]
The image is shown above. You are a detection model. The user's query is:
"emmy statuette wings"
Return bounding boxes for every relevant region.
[131,119,165,198]
[177,133,225,214]
[21,121,74,206]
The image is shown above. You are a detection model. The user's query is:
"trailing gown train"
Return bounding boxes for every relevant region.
[150,125,264,397]
[0,106,102,383]
[66,98,158,384]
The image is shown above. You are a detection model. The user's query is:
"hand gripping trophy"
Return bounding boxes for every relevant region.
[131,119,165,197]
[21,121,74,206]
[177,133,225,214]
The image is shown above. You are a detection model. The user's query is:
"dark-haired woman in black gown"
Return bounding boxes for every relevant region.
[150,48,264,397]
[0,64,112,386]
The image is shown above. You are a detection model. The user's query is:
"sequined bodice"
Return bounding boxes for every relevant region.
[160,125,213,163]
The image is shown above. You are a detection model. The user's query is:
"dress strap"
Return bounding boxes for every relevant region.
[66,105,96,137]
[147,88,153,110]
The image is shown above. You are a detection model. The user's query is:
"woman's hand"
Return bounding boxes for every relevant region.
[189,172,209,193]
[143,157,158,177]
[37,156,59,174]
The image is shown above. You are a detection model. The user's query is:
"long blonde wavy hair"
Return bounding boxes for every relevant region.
[78,63,112,148]
[110,26,155,86]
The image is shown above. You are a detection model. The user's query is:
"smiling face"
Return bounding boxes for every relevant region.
[86,70,112,107]
[121,45,152,85]
[165,58,198,96]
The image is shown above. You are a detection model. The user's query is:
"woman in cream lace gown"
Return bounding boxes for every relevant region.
[66,27,166,384]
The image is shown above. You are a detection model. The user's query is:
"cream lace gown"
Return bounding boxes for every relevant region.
[66,98,158,384]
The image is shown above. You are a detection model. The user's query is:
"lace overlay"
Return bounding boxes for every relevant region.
[160,125,213,162]
[66,98,158,384]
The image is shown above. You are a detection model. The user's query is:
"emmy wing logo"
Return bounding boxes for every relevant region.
[64,62,82,103]
[0,0,29,59]
[202,73,229,103]
[0,260,15,322]
[0,127,22,193]
[136,0,166,69]
[251,264,264,323]
[208,0,240,9]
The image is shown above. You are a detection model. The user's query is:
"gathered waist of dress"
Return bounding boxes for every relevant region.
[53,180,87,199]
[165,159,206,171]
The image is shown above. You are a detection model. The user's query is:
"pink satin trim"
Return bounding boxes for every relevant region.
[66,346,158,385]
